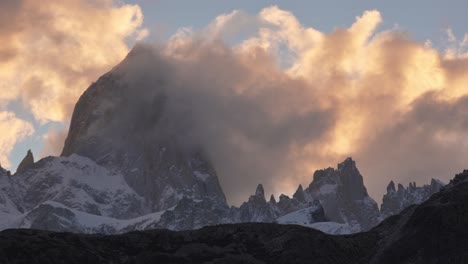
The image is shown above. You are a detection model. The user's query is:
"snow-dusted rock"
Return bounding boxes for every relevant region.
[304,158,381,231]
[381,178,445,218]
[276,200,327,226]
[60,53,227,213]
[12,155,147,219]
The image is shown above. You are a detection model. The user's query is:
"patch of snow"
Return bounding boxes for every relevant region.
[318,184,337,195]
[309,221,361,235]
[276,206,320,225]
[194,171,211,182]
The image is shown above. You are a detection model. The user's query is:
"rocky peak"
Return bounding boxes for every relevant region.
[386,181,396,193]
[16,150,34,174]
[397,183,405,193]
[450,170,468,186]
[269,194,277,204]
[311,168,334,186]
[337,157,355,171]
[244,184,268,207]
[336,157,368,200]
[306,157,380,231]
[255,184,265,198]
[59,53,227,211]
[381,178,445,218]
[409,182,416,191]
[293,184,305,202]
[279,194,289,202]
[430,178,444,193]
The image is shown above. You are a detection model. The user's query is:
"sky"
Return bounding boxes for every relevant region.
[1,0,468,204]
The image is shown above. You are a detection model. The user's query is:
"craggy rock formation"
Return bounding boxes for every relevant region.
[15,149,34,174]
[380,178,444,218]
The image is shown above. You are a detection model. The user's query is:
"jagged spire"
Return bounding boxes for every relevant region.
[279,194,289,201]
[387,180,396,193]
[337,157,355,171]
[397,183,405,193]
[255,184,265,198]
[16,149,34,174]
[269,194,277,204]
[293,184,305,202]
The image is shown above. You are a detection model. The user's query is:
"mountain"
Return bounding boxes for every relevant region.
[0,152,397,234]
[1,170,466,264]
[0,47,444,235]
[304,158,381,230]
[380,178,444,218]
[60,50,227,213]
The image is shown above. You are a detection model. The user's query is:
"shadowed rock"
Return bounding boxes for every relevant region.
[15,150,34,174]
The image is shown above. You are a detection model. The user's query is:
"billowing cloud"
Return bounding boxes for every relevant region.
[0,112,34,169]
[39,127,68,159]
[3,4,468,204]
[110,6,468,204]
[0,0,147,122]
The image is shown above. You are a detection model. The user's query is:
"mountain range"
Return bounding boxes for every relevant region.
[1,169,467,263]
[0,46,446,236]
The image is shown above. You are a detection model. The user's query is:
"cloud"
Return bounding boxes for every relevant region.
[355,92,468,199]
[0,0,148,123]
[3,3,468,204]
[0,112,34,169]
[106,6,468,204]
[39,127,68,159]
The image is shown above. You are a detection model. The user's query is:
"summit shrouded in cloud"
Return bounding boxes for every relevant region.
[1,2,468,204]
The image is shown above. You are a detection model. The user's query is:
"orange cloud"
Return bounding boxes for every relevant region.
[161,6,468,202]
[0,0,147,122]
[2,3,468,204]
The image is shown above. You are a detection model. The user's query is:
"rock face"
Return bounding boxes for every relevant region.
[380,178,444,218]
[233,158,380,233]
[60,49,227,212]
[304,158,381,231]
[1,170,467,264]
[15,150,34,174]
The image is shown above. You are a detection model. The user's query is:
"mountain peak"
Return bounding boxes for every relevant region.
[337,157,355,171]
[16,149,34,174]
[269,194,277,204]
[386,180,396,193]
[255,184,265,198]
[293,184,305,202]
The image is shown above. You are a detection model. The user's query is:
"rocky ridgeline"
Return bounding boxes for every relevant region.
[0,46,446,234]
[0,149,442,235]
[380,178,444,218]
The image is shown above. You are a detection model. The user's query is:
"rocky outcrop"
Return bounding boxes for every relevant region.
[15,150,34,174]
[380,178,444,218]
[305,158,381,231]
[235,184,279,222]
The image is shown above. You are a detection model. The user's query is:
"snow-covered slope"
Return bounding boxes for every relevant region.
[17,201,165,234]
[12,154,147,219]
